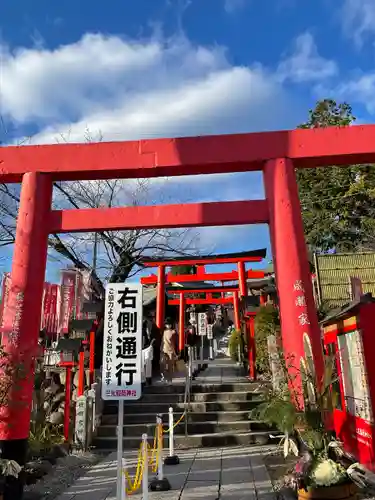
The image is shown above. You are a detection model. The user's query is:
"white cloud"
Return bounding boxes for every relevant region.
[341,0,375,46]
[324,71,375,115]
[0,30,327,273]
[0,33,293,144]
[277,32,338,84]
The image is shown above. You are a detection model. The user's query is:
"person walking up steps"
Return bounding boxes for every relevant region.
[160,318,177,384]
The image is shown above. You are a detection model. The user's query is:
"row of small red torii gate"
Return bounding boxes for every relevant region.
[139,250,269,380]
[0,123,371,474]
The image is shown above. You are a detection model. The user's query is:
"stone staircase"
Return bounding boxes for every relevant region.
[93,359,275,450]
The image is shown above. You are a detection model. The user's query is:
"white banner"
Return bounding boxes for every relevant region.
[207,324,213,340]
[198,312,207,336]
[101,283,143,401]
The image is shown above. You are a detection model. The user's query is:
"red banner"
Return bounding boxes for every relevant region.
[59,270,76,335]
[48,284,59,335]
[42,283,52,332]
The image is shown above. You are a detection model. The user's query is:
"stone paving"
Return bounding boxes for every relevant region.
[55,445,277,500]
[55,356,272,499]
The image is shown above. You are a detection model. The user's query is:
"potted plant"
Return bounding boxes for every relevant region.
[252,352,358,500]
[0,459,22,500]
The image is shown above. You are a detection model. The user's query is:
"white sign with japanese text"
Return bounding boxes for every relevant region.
[101,283,143,401]
[207,324,213,340]
[198,312,207,336]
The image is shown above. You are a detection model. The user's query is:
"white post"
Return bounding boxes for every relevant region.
[168,407,174,457]
[116,400,124,500]
[142,433,148,500]
[188,347,192,379]
[200,337,204,367]
[156,415,164,480]
[209,340,213,360]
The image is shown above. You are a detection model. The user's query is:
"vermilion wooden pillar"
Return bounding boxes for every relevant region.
[264,158,324,404]
[233,292,240,330]
[260,294,267,306]
[248,315,256,380]
[156,265,166,330]
[238,261,247,297]
[179,294,185,352]
[0,173,52,499]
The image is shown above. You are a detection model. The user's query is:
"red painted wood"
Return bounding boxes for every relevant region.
[142,255,263,266]
[64,366,72,442]
[264,158,324,406]
[233,292,240,330]
[89,330,95,386]
[156,265,165,330]
[168,297,233,305]
[169,286,239,294]
[238,261,247,297]
[0,173,52,440]
[3,125,375,182]
[49,200,269,233]
[141,269,264,284]
[178,294,185,352]
[77,351,85,397]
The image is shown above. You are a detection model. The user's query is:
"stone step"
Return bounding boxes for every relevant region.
[104,391,265,406]
[101,410,252,425]
[92,430,271,450]
[142,382,263,395]
[96,420,274,437]
[103,399,263,415]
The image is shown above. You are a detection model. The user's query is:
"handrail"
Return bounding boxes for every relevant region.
[184,346,193,436]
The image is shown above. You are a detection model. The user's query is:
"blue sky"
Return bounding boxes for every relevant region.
[1,0,375,283]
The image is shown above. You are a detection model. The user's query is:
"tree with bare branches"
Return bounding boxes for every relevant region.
[0,133,199,284]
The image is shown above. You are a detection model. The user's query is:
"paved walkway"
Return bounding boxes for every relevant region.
[55,445,277,500]
[56,357,272,500]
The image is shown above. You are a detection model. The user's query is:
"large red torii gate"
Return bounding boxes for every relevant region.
[1,124,371,485]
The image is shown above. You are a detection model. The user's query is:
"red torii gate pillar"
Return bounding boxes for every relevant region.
[156,265,166,330]
[237,261,247,298]
[179,294,186,352]
[233,291,240,330]
[264,158,324,402]
[0,173,52,493]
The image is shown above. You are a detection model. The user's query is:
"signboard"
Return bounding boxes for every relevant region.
[198,312,207,336]
[207,324,213,340]
[101,283,143,401]
[189,312,197,325]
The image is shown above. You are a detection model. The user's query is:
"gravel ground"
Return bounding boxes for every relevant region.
[23,450,108,500]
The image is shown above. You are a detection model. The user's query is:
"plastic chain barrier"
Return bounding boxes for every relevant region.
[123,411,174,497]
[122,424,160,496]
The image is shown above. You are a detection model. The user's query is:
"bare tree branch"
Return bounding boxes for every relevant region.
[0,132,200,283]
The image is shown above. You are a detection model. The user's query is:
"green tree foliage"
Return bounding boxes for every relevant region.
[254,304,280,374]
[297,99,375,252]
[170,265,197,275]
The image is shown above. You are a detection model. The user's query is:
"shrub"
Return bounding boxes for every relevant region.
[254,304,280,375]
[228,329,246,362]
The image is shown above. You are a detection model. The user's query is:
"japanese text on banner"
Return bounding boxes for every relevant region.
[102,283,143,401]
